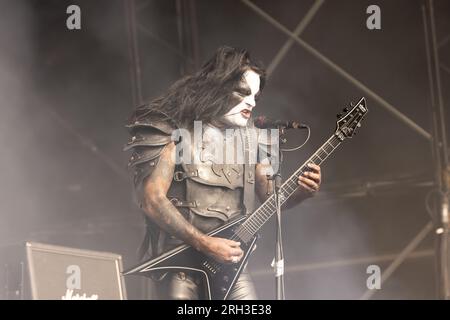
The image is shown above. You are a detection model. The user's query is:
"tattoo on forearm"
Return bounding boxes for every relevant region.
[143,143,205,251]
[149,199,204,250]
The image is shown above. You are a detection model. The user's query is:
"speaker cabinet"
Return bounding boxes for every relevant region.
[26,242,127,300]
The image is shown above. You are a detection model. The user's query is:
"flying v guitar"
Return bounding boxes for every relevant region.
[124,97,368,300]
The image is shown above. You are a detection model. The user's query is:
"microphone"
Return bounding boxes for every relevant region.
[254,115,307,129]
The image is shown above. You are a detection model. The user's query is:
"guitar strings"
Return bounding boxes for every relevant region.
[232,134,342,243]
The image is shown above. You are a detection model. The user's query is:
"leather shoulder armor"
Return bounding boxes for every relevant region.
[124,113,177,205]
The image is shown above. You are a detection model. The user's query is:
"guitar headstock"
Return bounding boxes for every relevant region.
[335,97,368,139]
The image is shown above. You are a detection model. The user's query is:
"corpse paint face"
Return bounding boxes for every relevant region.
[222,70,261,127]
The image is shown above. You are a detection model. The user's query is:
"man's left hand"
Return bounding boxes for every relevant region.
[297,163,321,197]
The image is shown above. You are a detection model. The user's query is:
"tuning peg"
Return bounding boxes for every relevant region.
[350,102,355,107]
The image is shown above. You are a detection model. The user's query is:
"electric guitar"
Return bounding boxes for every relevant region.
[123,97,368,299]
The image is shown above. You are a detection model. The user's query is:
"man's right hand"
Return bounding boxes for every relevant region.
[200,236,244,264]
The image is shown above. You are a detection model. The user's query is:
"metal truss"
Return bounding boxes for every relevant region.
[120,0,449,299]
[239,0,448,299]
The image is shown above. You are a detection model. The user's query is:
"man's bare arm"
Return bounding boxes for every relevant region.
[142,141,208,250]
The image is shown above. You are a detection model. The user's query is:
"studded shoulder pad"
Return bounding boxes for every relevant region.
[124,114,177,204]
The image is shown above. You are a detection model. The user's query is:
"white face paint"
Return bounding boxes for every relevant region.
[222,70,260,127]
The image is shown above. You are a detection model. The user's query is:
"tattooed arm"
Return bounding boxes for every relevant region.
[142,141,243,263]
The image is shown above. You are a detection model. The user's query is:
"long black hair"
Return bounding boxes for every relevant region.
[130,46,266,129]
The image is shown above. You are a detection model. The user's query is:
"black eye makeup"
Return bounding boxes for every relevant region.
[233,86,251,97]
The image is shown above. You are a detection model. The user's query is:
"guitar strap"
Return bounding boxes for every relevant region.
[242,124,257,215]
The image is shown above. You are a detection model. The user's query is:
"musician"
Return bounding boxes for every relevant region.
[125,46,321,299]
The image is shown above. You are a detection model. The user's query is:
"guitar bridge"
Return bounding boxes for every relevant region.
[202,260,218,274]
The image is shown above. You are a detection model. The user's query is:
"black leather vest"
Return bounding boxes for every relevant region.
[125,114,277,259]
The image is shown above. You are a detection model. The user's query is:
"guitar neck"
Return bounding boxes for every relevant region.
[236,133,344,241]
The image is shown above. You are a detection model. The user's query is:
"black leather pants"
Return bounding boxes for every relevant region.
[153,267,257,300]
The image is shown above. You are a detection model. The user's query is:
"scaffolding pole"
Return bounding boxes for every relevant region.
[124,0,143,107]
[266,0,324,78]
[423,0,450,299]
[240,0,448,299]
[176,0,200,75]
[241,0,431,141]
[359,222,433,300]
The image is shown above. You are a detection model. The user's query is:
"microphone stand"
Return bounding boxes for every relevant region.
[269,126,286,300]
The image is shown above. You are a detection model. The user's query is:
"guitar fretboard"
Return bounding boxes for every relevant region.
[235,133,344,242]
